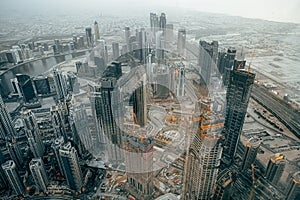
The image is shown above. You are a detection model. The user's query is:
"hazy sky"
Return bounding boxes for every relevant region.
[1,0,300,23]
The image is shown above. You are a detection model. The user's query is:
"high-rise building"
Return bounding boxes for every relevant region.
[0,140,8,190]
[33,76,51,95]
[53,68,68,101]
[138,28,147,61]
[88,83,106,150]
[240,137,261,171]
[265,153,285,185]
[78,36,85,49]
[125,27,131,47]
[0,95,16,139]
[70,104,91,152]
[150,13,159,33]
[285,171,300,200]
[52,136,65,176]
[177,29,186,56]
[124,133,154,200]
[10,78,22,97]
[221,70,255,167]
[213,168,233,200]
[51,105,67,141]
[112,42,120,60]
[94,77,124,163]
[54,39,61,54]
[159,13,167,33]
[94,21,100,43]
[7,141,23,169]
[199,40,218,86]
[176,65,185,97]
[155,66,169,99]
[29,158,49,193]
[166,24,174,43]
[59,142,83,192]
[1,160,25,196]
[183,113,223,200]
[155,31,165,62]
[223,48,236,86]
[21,110,45,158]
[132,78,147,127]
[85,27,93,48]
[16,74,36,103]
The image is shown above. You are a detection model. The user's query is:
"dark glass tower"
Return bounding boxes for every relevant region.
[95,78,123,163]
[199,40,218,86]
[16,74,36,103]
[221,69,255,167]
[132,80,147,127]
[0,95,16,139]
[1,160,25,196]
[177,29,186,56]
[265,153,286,185]
[59,142,83,192]
[85,27,93,48]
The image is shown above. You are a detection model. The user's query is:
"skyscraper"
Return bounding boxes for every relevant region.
[54,39,61,54]
[176,65,185,97]
[59,142,83,192]
[155,31,165,62]
[124,133,154,200]
[53,68,68,101]
[7,141,23,169]
[51,105,67,141]
[199,40,218,86]
[240,137,261,171]
[95,78,124,163]
[159,13,167,33]
[85,27,93,48]
[285,171,300,200]
[0,95,16,139]
[177,29,186,56]
[70,104,91,153]
[213,168,233,200]
[183,113,224,200]
[265,153,286,185]
[221,69,255,167]
[22,109,45,158]
[125,27,131,47]
[166,24,174,43]
[52,136,65,176]
[94,21,100,43]
[33,76,51,95]
[29,158,49,193]
[1,160,25,196]
[223,47,236,86]
[138,28,147,61]
[132,78,147,127]
[16,74,36,103]
[112,42,120,60]
[150,13,159,33]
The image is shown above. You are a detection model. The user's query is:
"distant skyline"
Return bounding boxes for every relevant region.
[1,0,300,24]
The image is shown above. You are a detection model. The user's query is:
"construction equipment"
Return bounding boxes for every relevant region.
[200,122,224,131]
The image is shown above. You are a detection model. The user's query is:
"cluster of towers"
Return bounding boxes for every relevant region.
[0,82,85,197]
[0,12,299,200]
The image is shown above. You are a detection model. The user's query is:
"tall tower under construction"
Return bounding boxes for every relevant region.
[221,69,255,168]
[183,101,224,200]
[123,131,154,200]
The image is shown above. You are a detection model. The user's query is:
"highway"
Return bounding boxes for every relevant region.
[251,84,300,138]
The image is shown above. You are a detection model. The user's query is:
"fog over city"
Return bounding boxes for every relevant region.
[1,0,300,23]
[0,1,300,200]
